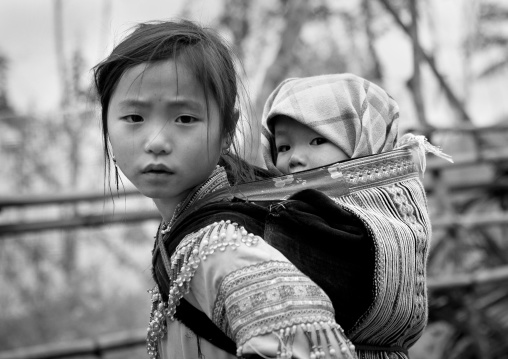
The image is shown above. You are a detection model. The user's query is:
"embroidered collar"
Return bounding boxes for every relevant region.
[154,165,230,291]
[160,165,230,235]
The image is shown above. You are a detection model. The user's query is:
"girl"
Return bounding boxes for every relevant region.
[93,21,357,359]
[258,73,452,359]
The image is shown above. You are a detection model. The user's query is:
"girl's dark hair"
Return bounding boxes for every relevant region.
[93,19,262,187]
[93,20,273,300]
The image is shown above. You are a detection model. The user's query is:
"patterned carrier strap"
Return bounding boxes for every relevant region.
[232,148,418,202]
[233,133,453,202]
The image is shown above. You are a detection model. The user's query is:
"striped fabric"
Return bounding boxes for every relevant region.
[245,148,430,358]
[261,73,400,174]
[332,177,430,359]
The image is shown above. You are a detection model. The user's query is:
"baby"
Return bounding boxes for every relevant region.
[258,73,452,358]
[261,73,400,174]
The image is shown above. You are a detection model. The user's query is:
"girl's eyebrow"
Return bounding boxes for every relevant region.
[118,98,204,112]
[118,99,150,109]
[169,99,205,112]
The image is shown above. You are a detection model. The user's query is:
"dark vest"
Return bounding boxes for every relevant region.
[153,189,374,355]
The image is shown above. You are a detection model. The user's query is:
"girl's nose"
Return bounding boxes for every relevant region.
[289,151,307,173]
[144,124,172,155]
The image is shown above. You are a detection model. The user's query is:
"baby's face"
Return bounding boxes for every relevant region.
[273,116,349,174]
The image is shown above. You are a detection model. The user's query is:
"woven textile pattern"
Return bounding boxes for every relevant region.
[229,149,417,203]
[333,177,430,359]
[212,260,336,347]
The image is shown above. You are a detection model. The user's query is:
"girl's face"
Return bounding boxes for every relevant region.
[274,116,349,174]
[107,60,226,207]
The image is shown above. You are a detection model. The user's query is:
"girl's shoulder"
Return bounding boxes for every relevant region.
[171,199,268,241]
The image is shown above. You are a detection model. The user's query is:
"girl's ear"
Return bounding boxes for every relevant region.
[221,135,230,152]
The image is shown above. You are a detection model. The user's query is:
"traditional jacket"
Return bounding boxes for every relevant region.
[148,166,359,359]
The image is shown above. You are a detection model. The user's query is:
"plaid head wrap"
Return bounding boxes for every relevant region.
[261,73,400,173]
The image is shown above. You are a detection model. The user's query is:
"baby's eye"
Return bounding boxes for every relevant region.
[310,137,327,145]
[277,145,290,153]
[176,115,198,124]
[121,115,144,123]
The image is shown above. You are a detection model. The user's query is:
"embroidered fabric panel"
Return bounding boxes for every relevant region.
[340,151,417,192]
[212,260,336,347]
[332,176,430,353]
[228,149,418,202]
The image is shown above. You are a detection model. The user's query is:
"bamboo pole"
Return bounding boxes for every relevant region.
[431,212,508,229]
[429,124,508,133]
[0,190,141,208]
[0,210,160,236]
[0,330,145,359]
[425,147,508,169]
[427,181,508,194]
[428,265,508,291]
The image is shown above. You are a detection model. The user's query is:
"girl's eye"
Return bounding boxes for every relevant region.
[121,115,144,123]
[310,137,327,145]
[277,145,290,153]
[176,115,198,124]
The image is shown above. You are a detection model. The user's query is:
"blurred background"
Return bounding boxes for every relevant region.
[1,0,508,358]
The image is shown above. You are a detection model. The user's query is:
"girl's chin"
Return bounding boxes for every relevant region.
[141,191,176,200]
[139,187,190,203]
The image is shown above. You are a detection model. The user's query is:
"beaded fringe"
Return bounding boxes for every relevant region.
[236,321,357,359]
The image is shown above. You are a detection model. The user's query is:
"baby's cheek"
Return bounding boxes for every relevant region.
[275,157,289,174]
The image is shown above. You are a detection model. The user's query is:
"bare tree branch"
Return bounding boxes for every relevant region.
[377,0,473,124]
[407,0,429,128]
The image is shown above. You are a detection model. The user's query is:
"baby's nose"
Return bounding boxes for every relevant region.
[289,151,307,173]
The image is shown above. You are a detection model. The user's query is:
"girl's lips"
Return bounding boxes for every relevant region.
[142,164,173,174]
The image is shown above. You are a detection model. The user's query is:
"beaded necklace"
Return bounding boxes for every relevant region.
[147,165,230,359]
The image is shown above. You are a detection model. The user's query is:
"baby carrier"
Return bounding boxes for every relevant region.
[155,136,451,358]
